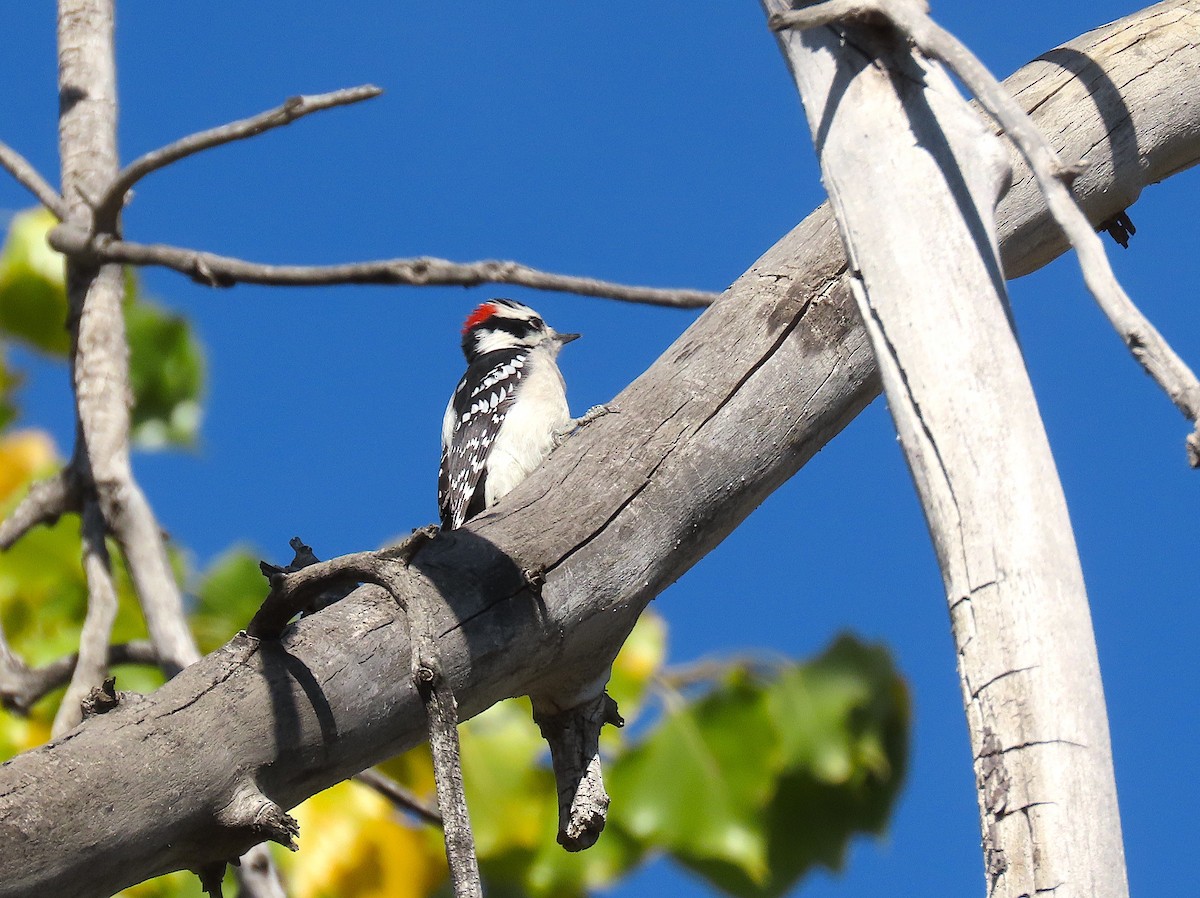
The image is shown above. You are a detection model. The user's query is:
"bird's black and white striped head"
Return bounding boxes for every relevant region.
[460,298,578,363]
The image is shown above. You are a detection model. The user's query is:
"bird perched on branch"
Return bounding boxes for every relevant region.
[439,298,604,530]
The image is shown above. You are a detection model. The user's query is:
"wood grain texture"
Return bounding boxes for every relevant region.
[765,1,1131,894]
[1,4,1196,895]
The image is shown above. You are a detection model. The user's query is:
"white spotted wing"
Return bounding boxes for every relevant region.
[438,349,527,529]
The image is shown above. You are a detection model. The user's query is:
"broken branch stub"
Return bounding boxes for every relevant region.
[534,692,624,852]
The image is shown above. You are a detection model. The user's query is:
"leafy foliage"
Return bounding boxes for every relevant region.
[262,612,905,898]
[125,297,205,448]
[0,208,71,356]
[0,207,204,448]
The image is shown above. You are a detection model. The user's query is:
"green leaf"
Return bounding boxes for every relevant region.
[192,548,268,653]
[606,609,667,731]
[0,207,70,356]
[0,209,206,448]
[609,673,778,886]
[767,634,908,788]
[125,297,205,449]
[696,636,909,898]
[608,635,908,898]
[0,512,87,666]
[460,698,553,858]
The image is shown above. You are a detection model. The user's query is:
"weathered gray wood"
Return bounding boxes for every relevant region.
[52,0,285,889]
[1,4,1197,895]
[59,0,198,679]
[765,1,1131,896]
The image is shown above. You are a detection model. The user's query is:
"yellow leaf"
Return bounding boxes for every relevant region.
[0,712,51,757]
[0,429,58,505]
[284,780,446,898]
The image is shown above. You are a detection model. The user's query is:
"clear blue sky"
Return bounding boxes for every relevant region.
[1,3,1195,897]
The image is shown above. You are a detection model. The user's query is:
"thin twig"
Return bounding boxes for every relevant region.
[92,85,383,228]
[53,500,120,735]
[246,533,478,896]
[354,768,444,827]
[0,639,157,716]
[0,467,79,550]
[409,592,482,898]
[773,0,1200,463]
[532,693,623,852]
[0,139,69,220]
[248,529,437,639]
[105,480,201,676]
[47,227,720,308]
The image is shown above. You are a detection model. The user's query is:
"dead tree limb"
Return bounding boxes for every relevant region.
[92,85,383,228]
[0,639,156,715]
[58,0,197,678]
[1,4,1196,896]
[52,500,120,735]
[765,1,1138,895]
[52,0,286,889]
[46,227,719,307]
[772,0,1200,461]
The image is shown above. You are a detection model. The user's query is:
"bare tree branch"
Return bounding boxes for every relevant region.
[0,139,68,220]
[0,639,156,716]
[3,6,1197,896]
[249,528,480,896]
[248,529,437,639]
[54,1,288,889]
[0,466,79,550]
[353,768,443,827]
[58,0,198,678]
[412,631,482,898]
[52,500,119,735]
[92,85,383,228]
[772,0,1200,463]
[46,227,721,307]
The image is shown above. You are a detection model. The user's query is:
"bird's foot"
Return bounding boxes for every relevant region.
[576,404,616,428]
[553,404,616,447]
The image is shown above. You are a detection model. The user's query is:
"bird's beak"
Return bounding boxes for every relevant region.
[557,331,582,345]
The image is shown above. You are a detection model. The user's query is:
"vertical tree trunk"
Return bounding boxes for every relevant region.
[764,5,1129,897]
[59,0,197,677]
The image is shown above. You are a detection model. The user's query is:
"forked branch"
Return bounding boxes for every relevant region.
[0,639,157,716]
[0,466,80,551]
[249,529,481,898]
[771,0,1200,464]
[92,85,384,228]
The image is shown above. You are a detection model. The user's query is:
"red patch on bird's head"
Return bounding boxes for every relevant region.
[462,302,499,335]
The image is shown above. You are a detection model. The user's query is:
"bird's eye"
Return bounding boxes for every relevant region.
[530,317,544,329]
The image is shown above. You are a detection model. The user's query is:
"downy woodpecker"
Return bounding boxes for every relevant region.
[439,299,580,530]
